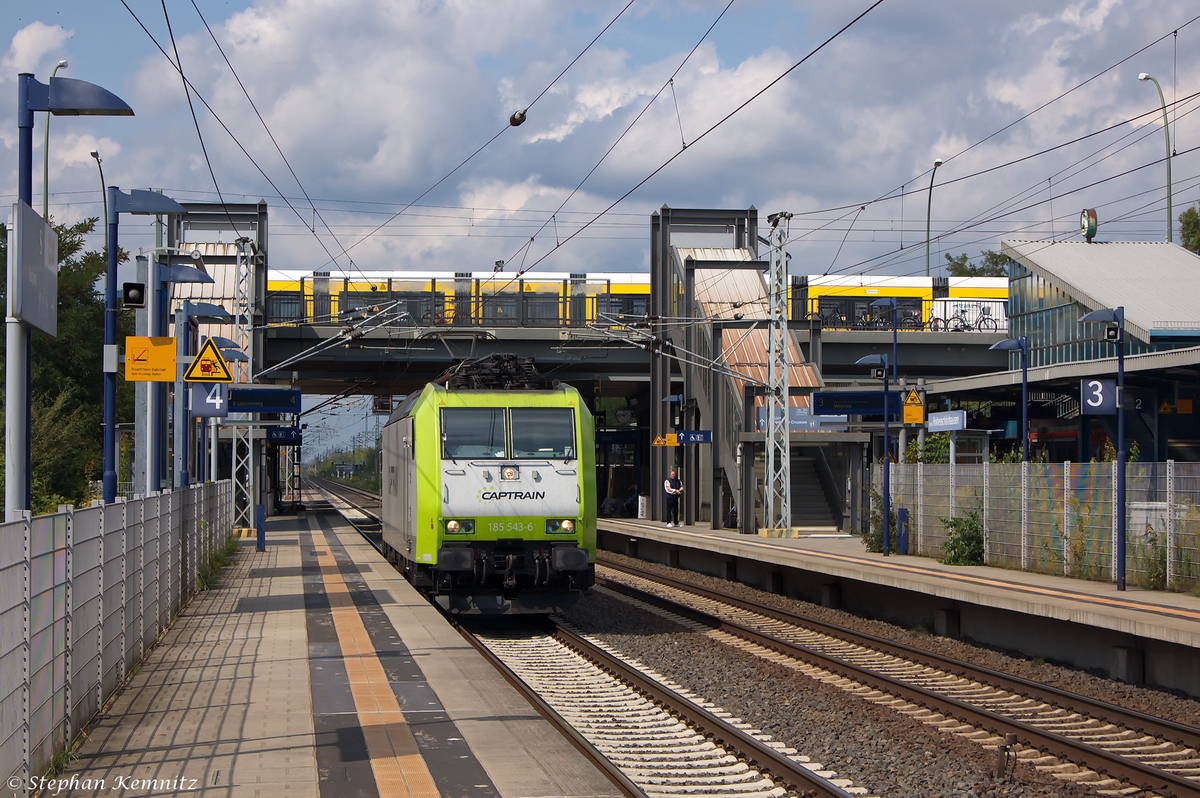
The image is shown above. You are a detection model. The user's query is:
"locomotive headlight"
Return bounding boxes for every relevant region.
[444,519,474,534]
[546,518,576,534]
[501,466,519,481]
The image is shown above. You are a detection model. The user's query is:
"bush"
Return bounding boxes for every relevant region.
[863,484,898,554]
[940,506,985,565]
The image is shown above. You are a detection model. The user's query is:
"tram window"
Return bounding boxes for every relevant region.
[441,408,507,459]
[510,408,575,459]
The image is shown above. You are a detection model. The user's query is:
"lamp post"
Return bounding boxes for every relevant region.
[1080,307,1126,590]
[989,337,1029,461]
[925,158,943,277]
[1138,73,1173,243]
[173,301,232,488]
[134,249,211,495]
[856,353,891,555]
[101,189,189,503]
[41,60,68,218]
[9,71,132,519]
[870,297,899,384]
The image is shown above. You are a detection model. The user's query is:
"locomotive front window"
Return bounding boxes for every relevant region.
[510,408,575,459]
[442,408,507,459]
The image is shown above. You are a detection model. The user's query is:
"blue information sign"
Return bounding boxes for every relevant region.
[676,430,712,443]
[812,391,899,416]
[228,388,302,414]
[1080,379,1117,415]
[266,426,303,446]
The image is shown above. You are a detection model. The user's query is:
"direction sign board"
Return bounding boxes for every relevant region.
[676,430,712,443]
[183,338,234,383]
[755,407,847,431]
[812,391,899,417]
[228,388,302,414]
[124,336,176,381]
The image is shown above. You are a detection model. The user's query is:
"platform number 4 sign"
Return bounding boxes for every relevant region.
[1080,378,1117,415]
[190,383,230,418]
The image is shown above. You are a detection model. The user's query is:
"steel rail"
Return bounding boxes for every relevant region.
[596,565,1200,798]
[549,621,861,798]
[598,555,1200,750]
[454,621,651,798]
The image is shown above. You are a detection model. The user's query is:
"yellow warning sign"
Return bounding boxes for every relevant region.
[652,434,680,447]
[903,404,925,425]
[1178,399,1193,415]
[124,336,176,382]
[183,338,234,383]
[1159,401,1173,414]
[904,389,922,406]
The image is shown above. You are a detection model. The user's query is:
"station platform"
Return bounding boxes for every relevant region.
[597,519,1200,697]
[59,498,622,798]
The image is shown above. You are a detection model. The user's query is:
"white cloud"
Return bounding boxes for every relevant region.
[1,22,71,78]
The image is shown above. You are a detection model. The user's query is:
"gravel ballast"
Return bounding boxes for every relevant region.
[557,555,1199,797]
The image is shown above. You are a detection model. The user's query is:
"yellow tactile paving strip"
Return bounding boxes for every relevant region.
[313,540,441,798]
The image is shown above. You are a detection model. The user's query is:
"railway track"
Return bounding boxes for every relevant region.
[463,618,872,798]
[595,555,1200,798]
[311,480,870,796]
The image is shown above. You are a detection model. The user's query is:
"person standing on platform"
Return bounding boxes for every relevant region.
[663,470,683,527]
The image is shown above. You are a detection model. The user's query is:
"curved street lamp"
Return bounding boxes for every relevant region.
[42,60,68,218]
[1138,73,1173,243]
[925,158,943,277]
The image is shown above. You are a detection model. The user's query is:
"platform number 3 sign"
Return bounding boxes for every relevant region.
[1080,378,1117,415]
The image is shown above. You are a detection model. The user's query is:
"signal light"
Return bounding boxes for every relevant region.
[122,282,146,308]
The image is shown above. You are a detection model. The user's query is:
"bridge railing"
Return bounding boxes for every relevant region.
[880,461,1200,591]
[265,275,651,328]
[0,481,233,796]
[803,297,1008,331]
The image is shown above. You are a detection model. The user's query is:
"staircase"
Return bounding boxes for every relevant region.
[790,457,839,532]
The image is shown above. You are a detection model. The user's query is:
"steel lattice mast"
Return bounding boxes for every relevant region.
[765,212,792,531]
[232,238,255,528]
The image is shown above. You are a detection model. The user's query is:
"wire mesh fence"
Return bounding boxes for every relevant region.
[878,462,1199,593]
[1,481,233,796]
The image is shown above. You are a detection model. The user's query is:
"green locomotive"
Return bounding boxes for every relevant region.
[379,357,596,613]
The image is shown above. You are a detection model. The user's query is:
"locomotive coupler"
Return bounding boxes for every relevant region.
[504,553,518,590]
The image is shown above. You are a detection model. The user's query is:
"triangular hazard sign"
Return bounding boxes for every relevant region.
[904,389,922,406]
[1159,401,1173,414]
[183,338,235,383]
[653,435,665,446]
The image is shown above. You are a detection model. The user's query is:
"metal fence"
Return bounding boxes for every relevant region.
[879,462,1200,591]
[1,481,233,795]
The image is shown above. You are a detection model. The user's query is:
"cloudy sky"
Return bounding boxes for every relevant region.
[5,0,1199,285]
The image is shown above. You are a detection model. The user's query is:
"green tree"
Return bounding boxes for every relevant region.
[0,218,134,510]
[1180,206,1200,254]
[944,250,1009,277]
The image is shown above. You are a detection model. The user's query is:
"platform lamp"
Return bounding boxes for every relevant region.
[870,297,899,383]
[10,72,133,518]
[99,187,189,503]
[173,302,233,488]
[856,353,892,555]
[988,337,1029,462]
[1080,307,1126,590]
[208,340,246,483]
[134,250,212,495]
